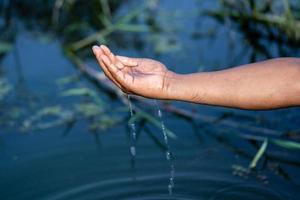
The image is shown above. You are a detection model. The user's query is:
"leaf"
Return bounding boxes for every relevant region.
[98,14,112,28]
[282,0,293,19]
[56,75,80,85]
[75,103,102,117]
[39,106,62,115]
[271,139,300,150]
[116,24,148,32]
[0,41,13,54]
[61,87,104,105]
[61,87,94,96]
[21,106,73,131]
[249,138,268,169]
[0,78,12,100]
[116,5,145,24]
[90,115,120,131]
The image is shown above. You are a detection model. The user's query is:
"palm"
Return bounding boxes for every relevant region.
[93,45,172,99]
[123,58,168,97]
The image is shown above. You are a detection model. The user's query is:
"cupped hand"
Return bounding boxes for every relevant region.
[92,45,176,99]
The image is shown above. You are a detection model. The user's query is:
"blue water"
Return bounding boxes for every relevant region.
[0,0,300,199]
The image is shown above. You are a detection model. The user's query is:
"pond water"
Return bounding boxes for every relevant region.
[1,0,300,200]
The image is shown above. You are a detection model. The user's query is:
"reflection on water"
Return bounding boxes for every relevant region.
[0,0,300,199]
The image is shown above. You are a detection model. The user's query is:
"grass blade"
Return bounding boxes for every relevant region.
[271,139,300,150]
[249,138,268,169]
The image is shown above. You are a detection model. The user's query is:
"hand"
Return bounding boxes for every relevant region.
[92,45,176,99]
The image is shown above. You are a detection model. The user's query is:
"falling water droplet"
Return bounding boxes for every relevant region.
[155,100,175,195]
[127,95,137,157]
[130,146,136,157]
[166,151,171,160]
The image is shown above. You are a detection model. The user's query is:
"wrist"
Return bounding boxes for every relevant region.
[164,72,190,101]
[166,72,207,103]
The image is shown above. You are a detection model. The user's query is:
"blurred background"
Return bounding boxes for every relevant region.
[0,0,300,199]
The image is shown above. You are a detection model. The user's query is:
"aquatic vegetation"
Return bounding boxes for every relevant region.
[272,139,300,149]
[249,138,268,169]
[68,4,149,52]
[21,106,73,131]
[0,78,11,101]
[0,41,13,55]
[0,78,25,128]
[21,86,121,133]
[207,0,300,59]
[213,0,300,40]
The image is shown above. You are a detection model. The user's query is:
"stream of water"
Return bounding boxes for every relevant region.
[155,100,175,195]
[127,95,137,158]
[127,96,175,195]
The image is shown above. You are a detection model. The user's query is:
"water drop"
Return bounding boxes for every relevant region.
[127,95,137,158]
[166,151,171,160]
[130,146,136,157]
[155,100,175,196]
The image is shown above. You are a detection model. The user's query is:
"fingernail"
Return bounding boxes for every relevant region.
[92,45,100,52]
[100,45,106,49]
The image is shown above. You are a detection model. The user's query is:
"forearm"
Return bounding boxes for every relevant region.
[168,58,300,110]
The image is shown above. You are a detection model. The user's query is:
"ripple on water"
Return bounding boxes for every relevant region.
[209,184,286,200]
[42,173,286,200]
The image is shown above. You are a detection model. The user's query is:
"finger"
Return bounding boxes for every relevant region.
[115,60,125,70]
[101,54,112,69]
[109,52,116,63]
[92,47,118,84]
[116,56,138,67]
[92,45,104,57]
[100,45,117,64]
[103,55,132,81]
[92,46,109,71]
[100,45,111,57]
[99,45,136,70]
[101,54,127,82]
[92,46,123,89]
[105,58,131,89]
[99,59,124,90]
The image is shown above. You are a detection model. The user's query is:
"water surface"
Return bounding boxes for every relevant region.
[0,0,300,199]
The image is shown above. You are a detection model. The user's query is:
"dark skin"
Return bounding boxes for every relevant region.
[92,45,300,110]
